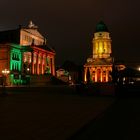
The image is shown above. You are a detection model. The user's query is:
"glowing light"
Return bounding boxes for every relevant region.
[2,69,10,74]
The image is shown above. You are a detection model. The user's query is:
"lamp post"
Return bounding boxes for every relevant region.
[2,69,10,86]
[27,68,30,73]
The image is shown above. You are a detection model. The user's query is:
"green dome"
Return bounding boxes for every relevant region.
[95,21,109,32]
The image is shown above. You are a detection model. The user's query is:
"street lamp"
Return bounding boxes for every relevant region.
[2,69,10,86]
[27,68,30,72]
[2,69,10,75]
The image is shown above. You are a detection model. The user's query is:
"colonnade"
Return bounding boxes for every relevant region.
[23,50,55,76]
[84,66,111,83]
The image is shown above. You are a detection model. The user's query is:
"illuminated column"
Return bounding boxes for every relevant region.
[106,69,108,82]
[42,54,44,74]
[42,55,44,74]
[31,51,34,74]
[41,54,44,74]
[47,56,51,74]
[40,53,42,75]
[84,67,87,82]
[38,53,40,74]
[95,68,97,82]
[44,55,46,74]
[39,53,41,75]
[33,52,36,74]
[29,52,32,74]
[101,68,103,82]
[40,53,42,74]
[37,52,39,75]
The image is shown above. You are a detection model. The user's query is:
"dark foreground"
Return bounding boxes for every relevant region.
[69,84,140,140]
[0,85,114,140]
[69,97,140,140]
[0,85,140,140]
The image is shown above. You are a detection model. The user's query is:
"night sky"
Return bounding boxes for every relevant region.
[0,0,140,65]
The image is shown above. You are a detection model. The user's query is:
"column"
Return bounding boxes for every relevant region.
[106,68,108,82]
[40,53,42,74]
[44,55,46,74]
[34,52,37,74]
[95,68,97,82]
[101,67,103,82]
[42,54,44,74]
[37,51,39,75]
[31,51,34,74]
[84,67,87,83]
[41,54,44,74]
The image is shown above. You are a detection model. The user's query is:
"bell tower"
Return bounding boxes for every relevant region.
[92,21,112,59]
[84,21,113,83]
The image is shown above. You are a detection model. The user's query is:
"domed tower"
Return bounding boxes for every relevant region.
[84,21,113,83]
[93,21,112,59]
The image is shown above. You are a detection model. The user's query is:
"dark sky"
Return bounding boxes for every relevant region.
[0,0,140,65]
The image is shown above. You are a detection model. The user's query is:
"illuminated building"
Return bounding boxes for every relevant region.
[0,21,55,85]
[84,21,113,83]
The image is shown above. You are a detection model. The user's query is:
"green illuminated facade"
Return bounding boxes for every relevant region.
[10,44,22,85]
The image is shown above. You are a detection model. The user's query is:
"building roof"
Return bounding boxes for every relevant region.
[95,21,109,32]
